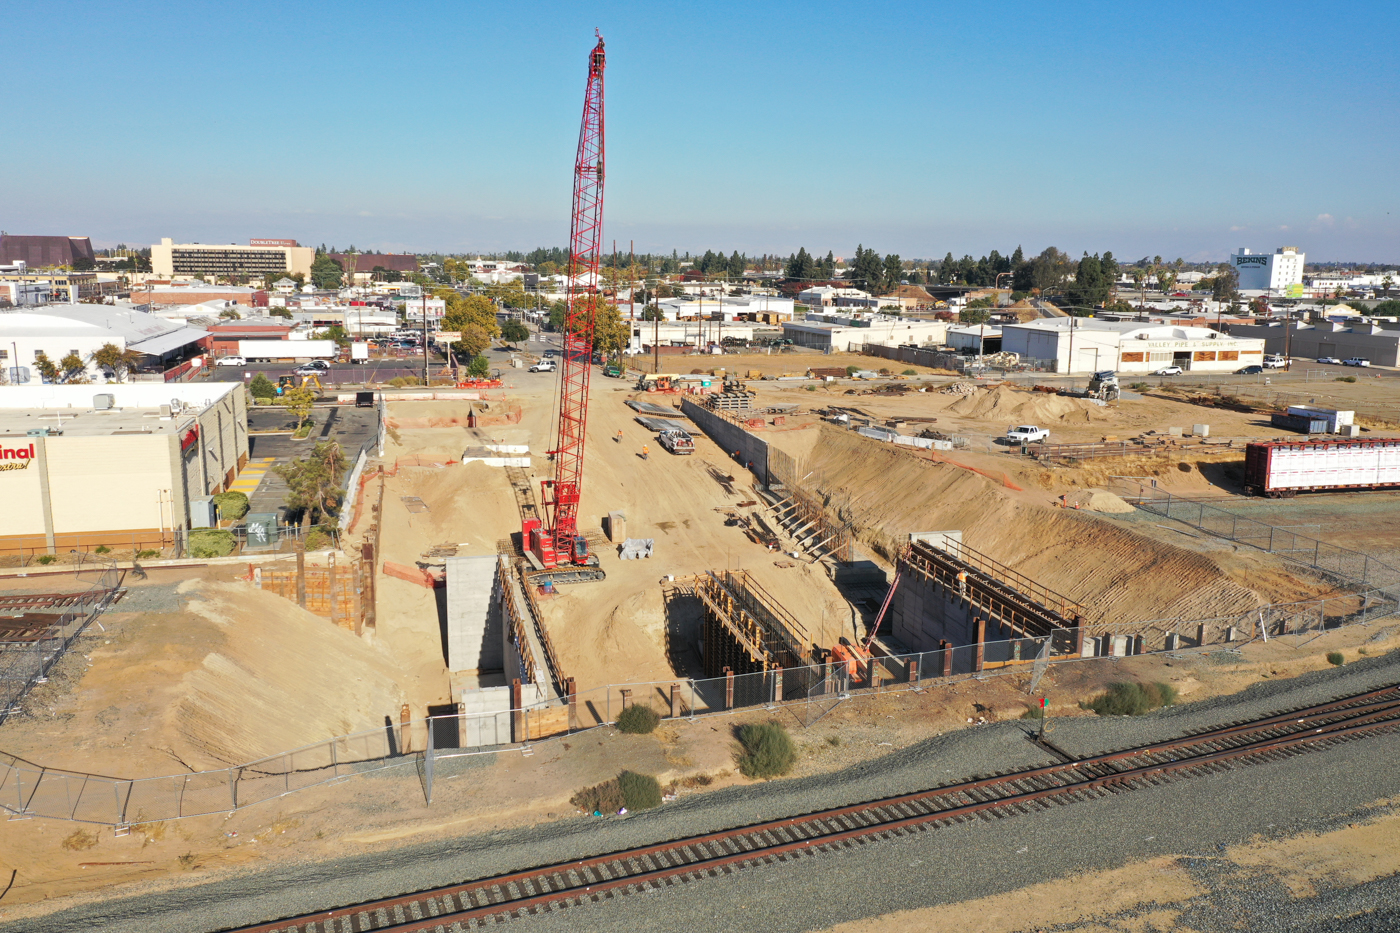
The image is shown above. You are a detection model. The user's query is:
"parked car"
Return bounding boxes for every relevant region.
[215,356,247,367]
[1005,425,1049,444]
[543,349,558,358]
[1153,365,1183,376]
[1263,354,1289,369]
[1317,356,1342,364]
[1342,357,1371,367]
[1236,365,1265,375]
[529,359,557,373]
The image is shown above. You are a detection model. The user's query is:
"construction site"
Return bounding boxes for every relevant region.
[5,29,1400,933]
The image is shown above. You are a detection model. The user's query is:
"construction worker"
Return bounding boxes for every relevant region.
[615,430,623,444]
[642,444,649,460]
[956,569,968,597]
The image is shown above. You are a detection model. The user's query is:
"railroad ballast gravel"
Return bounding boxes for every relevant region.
[7,650,1400,933]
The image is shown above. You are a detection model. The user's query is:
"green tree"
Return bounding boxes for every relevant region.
[592,300,629,357]
[500,319,530,343]
[249,372,278,400]
[467,355,491,378]
[279,385,317,431]
[1067,253,1113,309]
[319,325,351,347]
[310,252,343,289]
[88,342,143,382]
[640,304,665,321]
[848,245,884,293]
[547,299,568,331]
[58,352,87,383]
[881,253,904,293]
[726,250,746,278]
[959,306,992,325]
[441,294,501,338]
[32,352,59,383]
[1212,267,1239,303]
[275,441,347,525]
[785,247,816,281]
[455,324,492,360]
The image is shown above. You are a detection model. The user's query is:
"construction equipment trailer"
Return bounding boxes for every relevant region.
[521,33,608,585]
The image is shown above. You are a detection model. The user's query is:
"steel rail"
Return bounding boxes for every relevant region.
[225,684,1400,933]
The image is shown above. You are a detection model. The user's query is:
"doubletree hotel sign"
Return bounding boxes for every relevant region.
[0,443,36,472]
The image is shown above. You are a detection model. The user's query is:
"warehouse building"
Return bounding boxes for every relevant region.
[782,317,947,353]
[1227,320,1400,367]
[1001,318,1266,374]
[0,383,249,556]
[0,305,209,382]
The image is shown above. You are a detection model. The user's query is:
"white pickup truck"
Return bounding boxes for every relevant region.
[1006,425,1049,444]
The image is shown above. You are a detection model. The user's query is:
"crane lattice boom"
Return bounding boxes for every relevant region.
[536,33,605,569]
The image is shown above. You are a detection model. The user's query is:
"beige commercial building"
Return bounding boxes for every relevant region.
[0,383,249,556]
[151,238,315,280]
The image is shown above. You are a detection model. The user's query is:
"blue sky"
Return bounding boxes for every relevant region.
[5,0,1398,262]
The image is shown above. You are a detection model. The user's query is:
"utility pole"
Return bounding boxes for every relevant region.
[421,292,429,386]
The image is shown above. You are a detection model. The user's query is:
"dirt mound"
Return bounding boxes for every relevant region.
[947,385,1111,424]
[171,583,407,768]
[794,426,1325,624]
[1082,489,1136,513]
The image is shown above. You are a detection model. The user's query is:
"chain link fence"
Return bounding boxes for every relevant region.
[0,560,121,727]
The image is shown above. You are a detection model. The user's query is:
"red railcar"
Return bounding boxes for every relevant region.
[1244,438,1400,497]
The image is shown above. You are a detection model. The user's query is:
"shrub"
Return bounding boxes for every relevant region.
[1084,681,1178,716]
[570,771,662,813]
[1020,706,1044,720]
[95,545,111,554]
[804,385,816,392]
[1335,375,1357,383]
[249,372,278,400]
[1130,382,1149,390]
[736,721,797,779]
[617,770,662,810]
[387,376,422,388]
[902,369,917,376]
[571,778,625,814]
[467,355,491,378]
[304,529,333,551]
[1327,651,1345,666]
[187,528,235,558]
[845,365,860,376]
[36,554,57,565]
[615,703,660,734]
[62,829,99,851]
[136,549,160,559]
[213,491,249,521]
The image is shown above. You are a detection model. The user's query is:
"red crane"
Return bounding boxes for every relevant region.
[523,32,607,584]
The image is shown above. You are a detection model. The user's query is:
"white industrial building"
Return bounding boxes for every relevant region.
[0,383,249,556]
[653,294,795,322]
[0,305,209,383]
[1001,318,1266,374]
[1231,247,1305,295]
[628,321,764,351]
[782,318,948,353]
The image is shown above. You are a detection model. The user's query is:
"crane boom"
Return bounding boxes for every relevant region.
[530,32,605,577]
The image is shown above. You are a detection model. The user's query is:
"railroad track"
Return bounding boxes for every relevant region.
[227,684,1400,933]
[0,592,94,612]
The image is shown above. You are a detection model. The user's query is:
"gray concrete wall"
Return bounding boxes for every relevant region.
[681,397,769,483]
[890,568,976,653]
[445,555,503,673]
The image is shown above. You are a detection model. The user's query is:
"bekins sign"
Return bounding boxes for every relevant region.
[1235,256,1269,267]
[0,443,35,472]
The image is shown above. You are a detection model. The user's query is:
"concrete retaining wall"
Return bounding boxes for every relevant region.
[681,398,769,483]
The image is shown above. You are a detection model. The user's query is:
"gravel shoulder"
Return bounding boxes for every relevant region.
[6,652,1400,933]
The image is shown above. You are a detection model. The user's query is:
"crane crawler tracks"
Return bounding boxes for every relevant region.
[226,684,1400,933]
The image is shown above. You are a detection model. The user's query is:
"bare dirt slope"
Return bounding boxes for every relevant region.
[782,425,1332,622]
